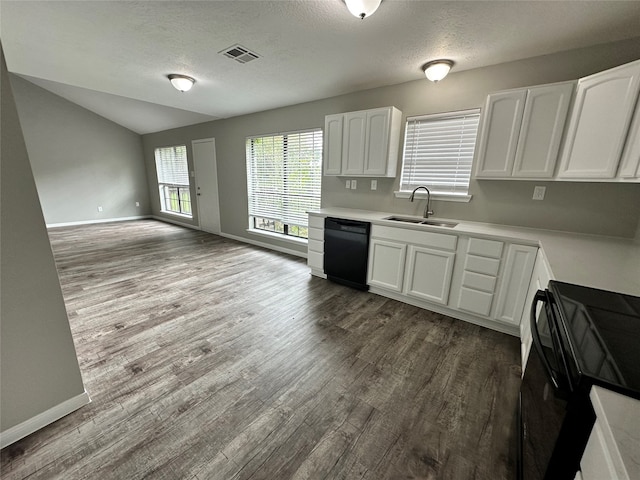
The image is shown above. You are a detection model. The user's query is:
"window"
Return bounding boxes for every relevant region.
[154,145,192,217]
[246,129,322,240]
[399,109,480,198]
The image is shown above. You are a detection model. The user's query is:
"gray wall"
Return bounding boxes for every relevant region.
[142,38,640,250]
[10,75,150,225]
[1,47,86,433]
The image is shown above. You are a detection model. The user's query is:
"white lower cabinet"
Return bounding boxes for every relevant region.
[519,249,553,371]
[366,224,537,335]
[493,244,538,325]
[367,225,457,302]
[307,214,326,278]
[404,245,455,305]
[368,239,406,292]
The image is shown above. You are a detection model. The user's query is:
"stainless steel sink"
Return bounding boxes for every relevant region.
[384,216,458,228]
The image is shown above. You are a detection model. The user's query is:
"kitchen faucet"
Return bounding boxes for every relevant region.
[410,186,434,218]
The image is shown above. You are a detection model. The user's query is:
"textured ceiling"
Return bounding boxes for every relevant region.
[2,0,640,134]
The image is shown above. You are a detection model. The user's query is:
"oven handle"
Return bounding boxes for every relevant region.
[530,290,561,390]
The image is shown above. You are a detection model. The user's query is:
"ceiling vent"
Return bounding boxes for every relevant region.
[219,44,260,64]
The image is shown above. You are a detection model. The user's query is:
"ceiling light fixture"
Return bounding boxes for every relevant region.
[344,0,382,19]
[423,60,454,83]
[168,74,195,92]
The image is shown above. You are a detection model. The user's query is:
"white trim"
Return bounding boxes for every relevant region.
[47,215,151,228]
[0,391,91,449]
[220,231,307,259]
[406,108,482,122]
[394,191,472,203]
[151,215,199,230]
[368,286,519,337]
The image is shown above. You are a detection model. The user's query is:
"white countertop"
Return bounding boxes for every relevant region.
[310,207,640,296]
[590,386,640,480]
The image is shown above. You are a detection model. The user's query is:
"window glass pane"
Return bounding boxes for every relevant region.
[400,110,480,195]
[246,129,322,239]
[155,145,192,217]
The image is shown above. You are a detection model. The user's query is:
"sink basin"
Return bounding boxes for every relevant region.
[384,216,457,228]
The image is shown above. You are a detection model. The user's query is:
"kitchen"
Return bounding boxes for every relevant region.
[2,1,640,479]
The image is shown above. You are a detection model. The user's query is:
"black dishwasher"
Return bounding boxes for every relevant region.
[324,217,371,290]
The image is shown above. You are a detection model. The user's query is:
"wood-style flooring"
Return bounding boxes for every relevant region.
[1,220,521,479]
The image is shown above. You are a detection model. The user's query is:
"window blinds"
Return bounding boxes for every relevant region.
[400,109,480,195]
[246,129,322,227]
[154,145,189,186]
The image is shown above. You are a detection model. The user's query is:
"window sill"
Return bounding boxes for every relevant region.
[246,228,308,246]
[394,191,472,203]
[160,210,193,219]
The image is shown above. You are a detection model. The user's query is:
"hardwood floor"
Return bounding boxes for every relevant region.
[1,220,521,479]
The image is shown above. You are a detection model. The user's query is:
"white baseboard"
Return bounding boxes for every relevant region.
[151,215,199,230]
[47,215,150,228]
[0,390,91,449]
[218,232,307,259]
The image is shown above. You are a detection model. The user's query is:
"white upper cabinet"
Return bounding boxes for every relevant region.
[512,82,575,178]
[323,114,344,175]
[557,59,640,179]
[342,111,368,175]
[618,96,640,178]
[323,106,402,177]
[474,90,526,177]
[475,81,574,179]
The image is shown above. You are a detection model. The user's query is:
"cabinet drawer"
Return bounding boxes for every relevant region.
[308,226,324,242]
[467,237,504,258]
[307,251,324,270]
[464,254,501,276]
[462,270,497,293]
[458,287,494,317]
[371,225,457,251]
[309,215,324,229]
[308,239,323,253]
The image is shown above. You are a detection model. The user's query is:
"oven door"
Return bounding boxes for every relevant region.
[519,289,572,480]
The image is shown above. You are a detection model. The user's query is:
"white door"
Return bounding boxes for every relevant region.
[323,114,344,175]
[192,138,221,234]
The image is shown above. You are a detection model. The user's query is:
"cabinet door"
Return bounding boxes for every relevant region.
[474,90,527,178]
[323,114,344,175]
[618,96,640,178]
[512,82,574,178]
[342,112,367,175]
[367,239,406,292]
[494,244,537,326]
[558,60,640,179]
[403,245,455,305]
[363,108,391,175]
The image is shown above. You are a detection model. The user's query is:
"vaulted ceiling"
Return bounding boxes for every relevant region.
[2,1,640,134]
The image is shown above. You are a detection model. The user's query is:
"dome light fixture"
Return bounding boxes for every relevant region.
[168,74,195,92]
[344,0,382,19]
[423,60,454,83]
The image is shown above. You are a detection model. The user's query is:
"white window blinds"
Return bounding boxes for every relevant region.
[246,129,322,227]
[154,145,189,186]
[400,109,480,195]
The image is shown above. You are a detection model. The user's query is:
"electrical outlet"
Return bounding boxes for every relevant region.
[351,179,357,189]
[135,201,140,207]
[371,180,377,190]
[345,180,351,189]
[97,206,103,212]
[533,186,546,201]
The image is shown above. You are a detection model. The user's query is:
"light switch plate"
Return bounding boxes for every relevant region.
[371,180,377,190]
[345,180,351,189]
[533,186,546,201]
[351,180,357,189]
